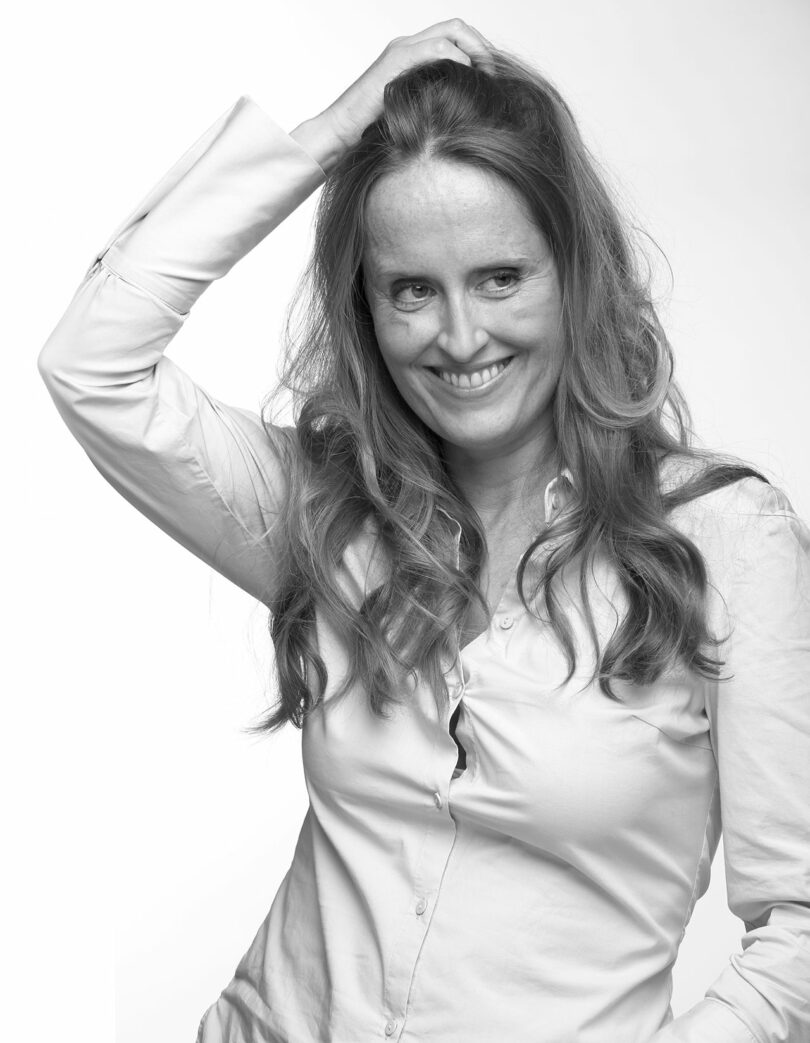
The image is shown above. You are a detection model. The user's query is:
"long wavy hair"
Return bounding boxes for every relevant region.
[246,48,765,735]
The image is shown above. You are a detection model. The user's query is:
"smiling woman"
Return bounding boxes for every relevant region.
[362,159,564,474]
[267,47,768,723]
[36,15,810,1043]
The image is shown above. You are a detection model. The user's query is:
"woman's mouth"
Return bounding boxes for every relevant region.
[428,356,513,391]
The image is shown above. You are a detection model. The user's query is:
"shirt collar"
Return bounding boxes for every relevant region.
[437,466,576,533]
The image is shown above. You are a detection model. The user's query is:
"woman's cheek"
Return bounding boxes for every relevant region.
[379,312,434,367]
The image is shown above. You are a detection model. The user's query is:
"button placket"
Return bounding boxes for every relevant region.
[382,772,457,1043]
[437,508,467,695]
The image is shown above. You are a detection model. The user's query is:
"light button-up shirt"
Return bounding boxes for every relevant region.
[37,94,810,1043]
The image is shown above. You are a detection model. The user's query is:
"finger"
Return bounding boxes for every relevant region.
[415,31,493,74]
[401,36,474,72]
[407,17,491,54]
[451,21,497,67]
[400,18,496,72]
[467,30,497,73]
[465,24,497,68]
[404,16,484,43]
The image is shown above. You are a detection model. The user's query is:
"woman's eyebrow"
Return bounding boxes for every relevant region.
[374,257,535,280]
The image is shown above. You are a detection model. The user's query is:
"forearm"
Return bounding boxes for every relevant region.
[37,95,325,604]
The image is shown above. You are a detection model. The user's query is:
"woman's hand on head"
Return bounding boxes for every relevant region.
[290,19,494,173]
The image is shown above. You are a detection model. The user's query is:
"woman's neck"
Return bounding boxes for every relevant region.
[442,432,559,527]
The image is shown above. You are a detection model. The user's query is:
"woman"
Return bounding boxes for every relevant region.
[37,19,810,1043]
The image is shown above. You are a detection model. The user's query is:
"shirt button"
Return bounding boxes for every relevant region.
[432,791,443,809]
[499,614,514,630]
[415,897,428,915]
[384,1019,398,1036]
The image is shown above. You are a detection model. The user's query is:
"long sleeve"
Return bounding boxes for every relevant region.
[651,478,810,1042]
[37,95,326,606]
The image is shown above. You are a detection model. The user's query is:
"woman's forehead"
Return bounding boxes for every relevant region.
[363,158,542,272]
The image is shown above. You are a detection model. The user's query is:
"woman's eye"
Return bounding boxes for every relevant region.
[390,271,519,309]
[392,283,434,308]
[484,270,519,292]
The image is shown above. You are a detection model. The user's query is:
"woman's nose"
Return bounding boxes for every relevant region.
[436,298,490,358]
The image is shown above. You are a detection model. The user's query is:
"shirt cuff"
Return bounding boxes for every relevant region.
[93,95,327,315]
[649,997,759,1042]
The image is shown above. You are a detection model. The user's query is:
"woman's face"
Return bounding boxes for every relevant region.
[362,158,565,465]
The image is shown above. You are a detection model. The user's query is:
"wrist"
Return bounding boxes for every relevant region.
[289,110,348,175]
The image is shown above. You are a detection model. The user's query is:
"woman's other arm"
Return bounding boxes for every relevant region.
[37,96,326,607]
[651,477,810,1041]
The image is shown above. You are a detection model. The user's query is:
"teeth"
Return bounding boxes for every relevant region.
[435,359,509,389]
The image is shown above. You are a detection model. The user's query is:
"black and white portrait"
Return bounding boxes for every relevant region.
[13,3,810,1041]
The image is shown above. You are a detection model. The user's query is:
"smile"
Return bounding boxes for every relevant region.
[429,357,513,391]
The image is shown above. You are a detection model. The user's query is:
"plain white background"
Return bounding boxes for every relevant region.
[4,1,808,1040]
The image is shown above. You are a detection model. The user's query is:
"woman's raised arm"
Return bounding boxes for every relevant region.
[36,96,327,608]
[36,20,494,608]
